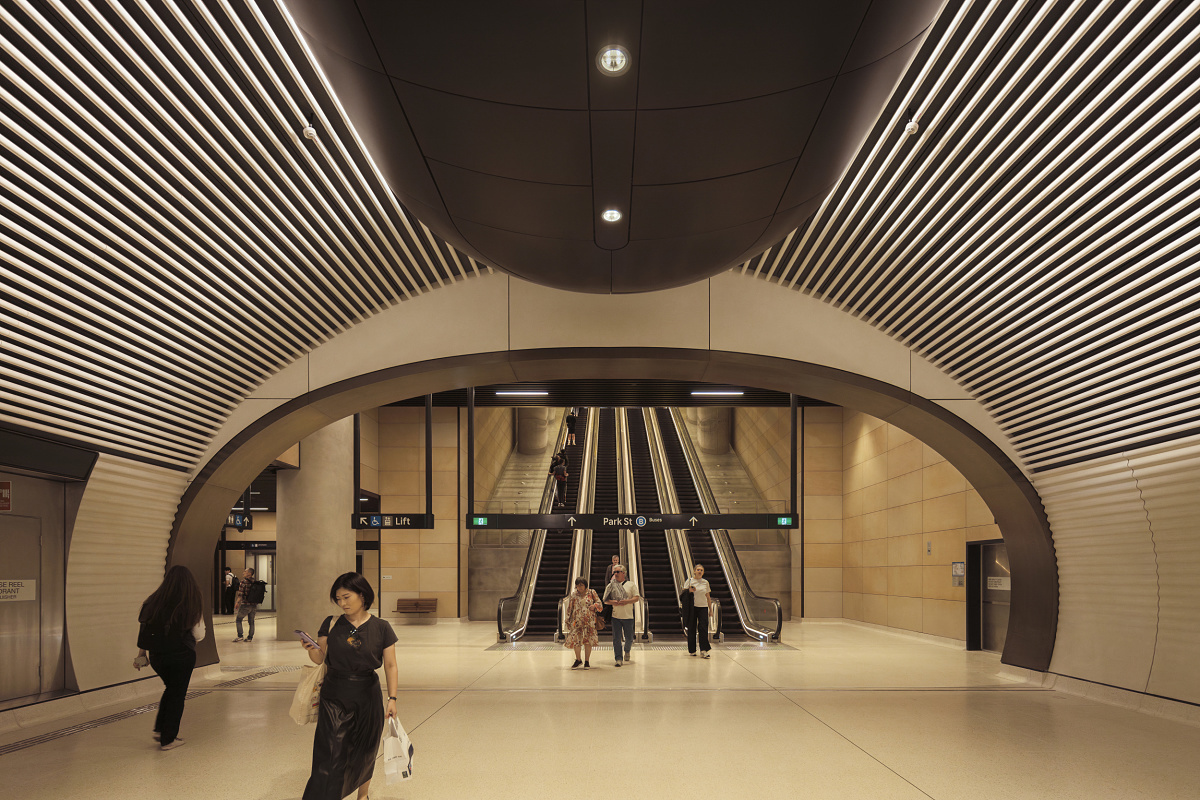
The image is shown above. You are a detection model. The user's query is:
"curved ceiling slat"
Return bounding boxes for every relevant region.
[744,0,1200,471]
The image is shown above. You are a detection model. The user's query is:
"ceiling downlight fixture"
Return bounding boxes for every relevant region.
[597,45,631,76]
[602,209,622,222]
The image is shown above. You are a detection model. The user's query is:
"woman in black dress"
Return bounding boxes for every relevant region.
[301,572,399,800]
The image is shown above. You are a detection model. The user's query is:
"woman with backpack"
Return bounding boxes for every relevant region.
[133,565,206,750]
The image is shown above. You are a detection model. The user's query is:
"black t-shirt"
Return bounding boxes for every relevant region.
[566,414,577,431]
[318,614,398,672]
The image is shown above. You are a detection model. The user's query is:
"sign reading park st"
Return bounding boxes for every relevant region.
[467,513,796,530]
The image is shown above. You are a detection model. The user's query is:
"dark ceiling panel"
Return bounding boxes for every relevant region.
[636,0,870,108]
[430,162,593,240]
[632,81,832,185]
[393,81,592,184]
[285,0,384,71]
[450,218,613,293]
[841,0,943,72]
[352,0,589,108]
[630,163,795,240]
[612,218,772,293]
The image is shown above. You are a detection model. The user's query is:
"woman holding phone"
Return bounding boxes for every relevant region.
[133,565,206,750]
[300,572,399,800]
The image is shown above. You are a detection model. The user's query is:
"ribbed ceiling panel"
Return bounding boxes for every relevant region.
[740,0,1200,471]
[0,0,484,469]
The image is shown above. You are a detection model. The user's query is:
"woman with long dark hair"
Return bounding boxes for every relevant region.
[133,564,205,750]
[301,572,398,800]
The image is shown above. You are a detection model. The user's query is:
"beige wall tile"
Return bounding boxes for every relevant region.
[923,493,966,532]
[888,595,923,632]
[887,566,923,598]
[805,406,843,424]
[424,520,459,544]
[843,489,863,519]
[887,472,922,507]
[805,543,842,568]
[923,460,968,499]
[804,423,842,448]
[842,542,863,569]
[805,446,843,472]
[418,591,459,618]
[842,515,863,543]
[862,537,888,569]
[381,530,420,545]
[419,543,458,568]
[922,599,965,640]
[843,462,863,492]
[379,471,421,496]
[419,567,458,592]
[804,495,842,520]
[864,424,888,459]
[843,567,863,593]
[966,523,1002,543]
[431,495,458,518]
[888,533,923,566]
[863,566,887,595]
[863,482,888,514]
[381,543,420,568]
[922,565,967,601]
[923,528,966,566]
[379,446,421,472]
[887,502,922,537]
[862,453,888,487]
[964,489,994,526]
[432,447,457,472]
[381,567,420,592]
[804,519,842,544]
[804,591,842,618]
[887,439,923,478]
[863,510,887,540]
[922,443,946,467]
[806,470,842,496]
[842,591,863,621]
[887,425,915,449]
[863,593,888,625]
[804,567,842,592]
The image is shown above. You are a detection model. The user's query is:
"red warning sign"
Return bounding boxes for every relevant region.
[0,481,10,512]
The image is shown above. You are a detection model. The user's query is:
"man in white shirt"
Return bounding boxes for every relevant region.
[602,565,640,667]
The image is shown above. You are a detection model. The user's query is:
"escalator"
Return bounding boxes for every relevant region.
[514,408,591,639]
[655,407,740,638]
[589,530,620,596]
[626,410,681,637]
[592,409,617,514]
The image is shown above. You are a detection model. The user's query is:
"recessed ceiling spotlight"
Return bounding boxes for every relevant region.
[602,209,622,222]
[597,45,630,76]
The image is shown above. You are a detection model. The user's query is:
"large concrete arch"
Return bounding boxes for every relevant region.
[169,345,1056,672]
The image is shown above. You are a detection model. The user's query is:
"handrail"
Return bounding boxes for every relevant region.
[495,409,571,641]
[614,409,648,639]
[559,408,600,638]
[668,408,784,641]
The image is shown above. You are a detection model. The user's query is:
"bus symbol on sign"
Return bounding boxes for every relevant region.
[635,516,647,527]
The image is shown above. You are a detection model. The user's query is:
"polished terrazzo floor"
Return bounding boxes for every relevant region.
[2,617,1198,799]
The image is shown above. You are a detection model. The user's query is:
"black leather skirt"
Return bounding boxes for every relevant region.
[302,669,384,800]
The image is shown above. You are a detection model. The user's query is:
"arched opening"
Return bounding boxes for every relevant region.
[169,348,1055,671]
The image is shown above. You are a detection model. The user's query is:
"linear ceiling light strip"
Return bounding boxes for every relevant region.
[820,0,1058,311]
[884,4,1198,343]
[0,315,235,422]
[781,0,993,292]
[1,152,291,368]
[836,0,1105,318]
[0,67,333,351]
[25,2,345,334]
[194,0,420,302]
[1,174,277,376]
[254,0,453,291]
[65,0,366,329]
[146,0,389,314]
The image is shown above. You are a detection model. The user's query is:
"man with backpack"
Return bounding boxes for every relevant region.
[550,452,569,508]
[232,567,264,642]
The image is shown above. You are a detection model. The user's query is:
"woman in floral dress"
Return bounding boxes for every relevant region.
[564,577,601,670]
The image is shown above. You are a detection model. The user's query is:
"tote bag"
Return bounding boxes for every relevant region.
[383,717,414,783]
[289,662,326,725]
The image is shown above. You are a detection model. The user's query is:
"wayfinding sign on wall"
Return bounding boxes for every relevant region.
[352,514,435,529]
[0,481,11,512]
[467,513,797,530]
[225,513,253,530]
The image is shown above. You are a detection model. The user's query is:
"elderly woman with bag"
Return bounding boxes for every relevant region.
[133,565,206,750]
[564,577,602,670]
[300,572,399,800]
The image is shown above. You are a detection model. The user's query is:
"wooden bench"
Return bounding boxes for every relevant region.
[395,598,438,614]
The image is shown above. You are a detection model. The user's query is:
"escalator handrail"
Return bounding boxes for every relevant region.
[668,408,784,641]
[614,409,648,639]
[496,409,571,641]
[565,408,600,601]
[643,408,694,600]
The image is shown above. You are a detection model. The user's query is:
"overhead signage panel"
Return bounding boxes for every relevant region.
[466,513,797,530]
[352,514,435,530]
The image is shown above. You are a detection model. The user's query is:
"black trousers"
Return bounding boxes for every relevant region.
[150,649,196,744]
[221,586,236,614]
[688,606,711,653]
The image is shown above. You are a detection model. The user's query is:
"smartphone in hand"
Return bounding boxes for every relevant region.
[296,630,320,649]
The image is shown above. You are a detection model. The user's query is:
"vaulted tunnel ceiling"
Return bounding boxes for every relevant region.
[284,0,944,293]
[2,0,1199,476]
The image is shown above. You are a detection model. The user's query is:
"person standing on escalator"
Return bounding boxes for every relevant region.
[683,564,713,658]
[565,408,578,446]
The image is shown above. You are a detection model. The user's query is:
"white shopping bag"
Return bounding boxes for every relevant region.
[383,717,414,783]
[289,663,325,725]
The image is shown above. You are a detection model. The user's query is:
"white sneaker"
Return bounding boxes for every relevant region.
[701,652,711,659]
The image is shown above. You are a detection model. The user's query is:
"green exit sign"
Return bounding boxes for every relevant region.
[776,516,793,527]
[473,516,488,526]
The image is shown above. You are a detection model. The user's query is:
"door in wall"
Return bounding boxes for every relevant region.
[980,541,1011,653]
[251,552,277,612]
[0,516,42,703]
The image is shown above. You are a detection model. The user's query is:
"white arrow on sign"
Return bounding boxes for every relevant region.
[567,516,576,526]
[689,516,699,526]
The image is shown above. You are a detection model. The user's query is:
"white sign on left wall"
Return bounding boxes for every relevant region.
[0,580,36,601]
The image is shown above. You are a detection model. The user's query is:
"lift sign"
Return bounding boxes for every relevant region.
[0,580,36,602]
